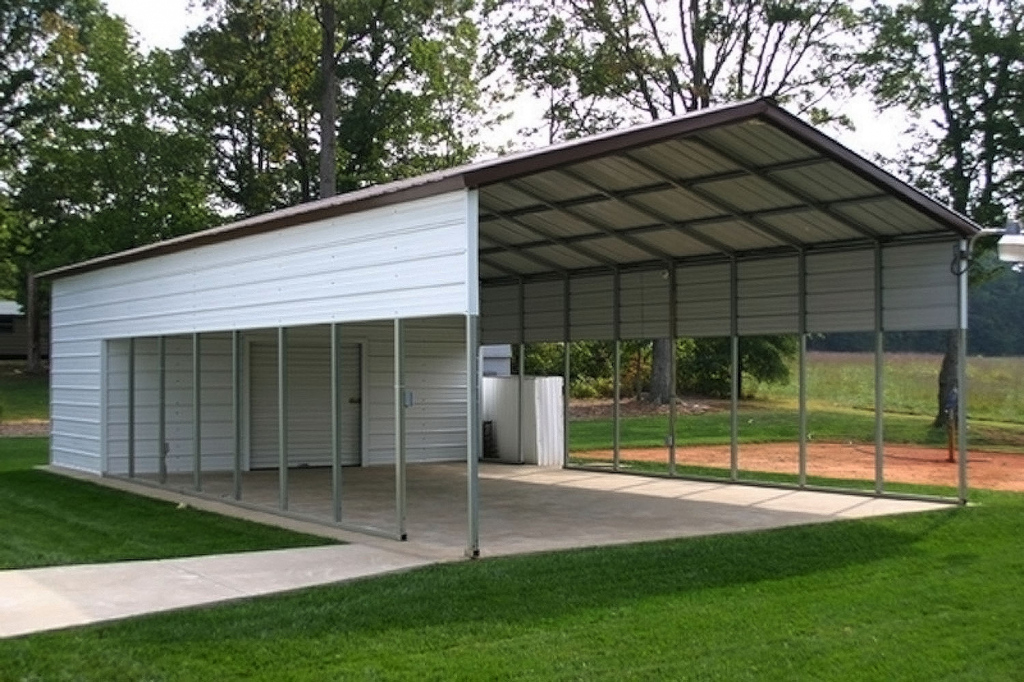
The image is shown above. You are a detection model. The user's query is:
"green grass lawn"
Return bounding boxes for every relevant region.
[569,405,1024,453]
[1,488,1021,679]
[0,438,335,569]
[0,360,48,422]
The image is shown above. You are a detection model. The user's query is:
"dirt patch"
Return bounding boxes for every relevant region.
[577,442,1024,492]
[570,397,722,420]
[0,420,49,437]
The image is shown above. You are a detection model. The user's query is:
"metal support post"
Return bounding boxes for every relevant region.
[331,323,343,522]
[874,244,885,494]
[798,251,807,487]
[192,333,201,492]
[394,319,407,539]
[466,314,481,557]
[157,336,167,484]
[956,240,969,503]
[730,258,739,480]
[668,265,678,476]
[278,327,288,510]
[127,338,135,478]
[518,279,526,464]
[232,330,243,501]
[613,269,621,472]
[562,275,571,467]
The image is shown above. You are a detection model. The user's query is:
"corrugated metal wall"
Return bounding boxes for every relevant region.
[481,241,958,343]
[49,190,475,473]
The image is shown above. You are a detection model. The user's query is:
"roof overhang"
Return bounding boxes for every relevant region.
[42,98,980,282]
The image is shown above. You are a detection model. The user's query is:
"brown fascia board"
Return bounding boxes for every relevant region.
[756,106,981,238]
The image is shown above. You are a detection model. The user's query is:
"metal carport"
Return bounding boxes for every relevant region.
[42,98,979,559]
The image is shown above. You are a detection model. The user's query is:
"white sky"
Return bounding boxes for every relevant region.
[102,0,906,161]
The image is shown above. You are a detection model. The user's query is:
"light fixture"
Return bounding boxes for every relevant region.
[998,219,1024,263]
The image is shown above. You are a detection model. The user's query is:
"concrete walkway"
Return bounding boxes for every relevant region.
[0,544,434,639]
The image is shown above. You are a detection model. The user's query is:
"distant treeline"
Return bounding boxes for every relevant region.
[809,262,1024,356]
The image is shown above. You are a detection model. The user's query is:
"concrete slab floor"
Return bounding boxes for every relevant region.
[51,463,952,560]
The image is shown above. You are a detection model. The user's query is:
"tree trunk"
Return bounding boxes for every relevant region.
[933,329,957,428]
[649,338,674,404]
[318,0,337,199]
[25,269,42,374]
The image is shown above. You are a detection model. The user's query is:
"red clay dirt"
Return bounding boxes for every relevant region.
[577,442,1024,492]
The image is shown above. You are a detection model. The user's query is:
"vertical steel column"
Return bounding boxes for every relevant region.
[394,319,407,539]
[192,333,202,492]
[562,275,571,467]
[668,265,678,476]
[956,240,969,503]
[874,244,885,494]
[466,314,481,557]
[277,327,288,510]
[730,258,739,481]
[517,279,526,464]
[613,268,621,472]
[157,336,167,484]
[127,338,136,479]
[798,251,808,488]
[331,323,343,522]
[232,330,243,501]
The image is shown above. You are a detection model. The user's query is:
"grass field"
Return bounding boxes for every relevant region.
[1,481,1021,678]
[0,360,48,422]
[0,439,334,569]
[570,353,1024,453]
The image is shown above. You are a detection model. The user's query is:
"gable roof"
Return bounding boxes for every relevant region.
[42,98,978,281]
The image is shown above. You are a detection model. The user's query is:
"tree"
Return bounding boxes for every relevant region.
[488,0,856,401]
[3,8,217,368]
[185,0,486,215]
[860,0,1024,426]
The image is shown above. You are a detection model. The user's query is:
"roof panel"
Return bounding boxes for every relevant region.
[697,120,818,166]
[479,184,539,213]
[690,221,786,252]
[698,176,800,212]
[760,209,867,243]
[516,210,601,240]
[567,156,669,191]
[628,138,738,179]
[570,199,654,230]
[584,236,663,264]
[633,228,720,258]
[835,198,945,236]
[528,244,610,269]
[514,171,594,202]
[628,187,725,222]
[768,163,882,203]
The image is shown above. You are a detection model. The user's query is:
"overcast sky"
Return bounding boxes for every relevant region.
[101,0,906,161]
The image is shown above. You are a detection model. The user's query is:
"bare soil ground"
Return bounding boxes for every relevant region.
[0,420,48,437]
[577,442,1024,492]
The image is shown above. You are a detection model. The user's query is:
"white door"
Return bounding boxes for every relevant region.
[249,341,362,468]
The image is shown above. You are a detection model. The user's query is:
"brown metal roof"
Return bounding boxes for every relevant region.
[42,98,979,281]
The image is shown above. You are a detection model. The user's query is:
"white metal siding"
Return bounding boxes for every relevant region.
[570,275,614,341]
[883,242,958,331]
[480,284,520,344]
[248,332,362,468]
[737,257,799,335]
[523,280,565,342]
[105,334,234,476]
[805,250,876,333]
[676,263,731,338]
[50,190,474,342]
[620,269,670,339]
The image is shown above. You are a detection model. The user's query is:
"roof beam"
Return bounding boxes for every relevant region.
[478,229,572,275]
[623,152,805,250]
[688,136,883,240]
[507,178,677,263]
[554,166,735,255]
[484,205,619,269]
[478,193,890,257]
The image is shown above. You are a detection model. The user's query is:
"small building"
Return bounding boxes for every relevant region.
[41,99,980,556]
[0,299,49,361]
